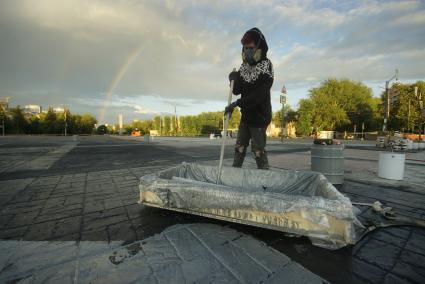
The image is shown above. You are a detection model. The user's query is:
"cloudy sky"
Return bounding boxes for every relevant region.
[1,0,424,124]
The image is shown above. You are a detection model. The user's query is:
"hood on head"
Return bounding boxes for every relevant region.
[241,27,269,61]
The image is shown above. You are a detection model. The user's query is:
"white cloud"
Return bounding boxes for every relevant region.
[1,0,424,124]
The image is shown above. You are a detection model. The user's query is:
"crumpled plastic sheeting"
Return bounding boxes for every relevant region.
[139,163,363,250]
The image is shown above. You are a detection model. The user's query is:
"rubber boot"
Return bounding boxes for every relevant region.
[254,151,269,170]
[232,149,246,167]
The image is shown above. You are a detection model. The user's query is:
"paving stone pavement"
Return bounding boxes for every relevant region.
[0,143,77,173]
[1,136,425,283]
[0,223,326,283]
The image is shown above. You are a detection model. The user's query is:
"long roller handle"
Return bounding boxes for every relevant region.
[217,68,237,184]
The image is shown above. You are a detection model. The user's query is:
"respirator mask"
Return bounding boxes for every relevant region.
[242,30,263,65]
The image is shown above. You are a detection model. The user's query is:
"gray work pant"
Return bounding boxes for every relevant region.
[232,122,269,169]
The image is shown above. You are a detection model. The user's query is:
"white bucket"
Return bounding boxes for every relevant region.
[378,152,405,180]
[412,142,419,150]
[407,139,413,150]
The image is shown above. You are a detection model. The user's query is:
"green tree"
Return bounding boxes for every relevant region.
[10,106,28,134]
[229,108,241,129]
[163,116,171,135]
[297,99,314,136]
[81,114,97,134]
[296,78,378,133]
[69,114,82,134]
[386,81,425,132]
[43,107,59,134]
[153,116,161,133]
[0,104,9,134]
[28,116,41,134]
[272,105,294,128]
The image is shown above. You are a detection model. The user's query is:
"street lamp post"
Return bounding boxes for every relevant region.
[61,104,68,136]
[415,86,423,142]
[383,69,399,132]
[280,85,287,142]
[0,107,4,136]
[0,97,10,136]
[64,108,67,136]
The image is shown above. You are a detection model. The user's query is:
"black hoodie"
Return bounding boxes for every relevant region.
[232,27,274,128]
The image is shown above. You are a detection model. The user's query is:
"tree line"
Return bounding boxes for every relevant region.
[0,106,97,135]
[122,109,241,136]
[294,79,424,136]
[2,79,423,137]
[112,79,425,137]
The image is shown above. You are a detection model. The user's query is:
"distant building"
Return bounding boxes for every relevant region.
[266,122,297,138]
[52,107,65,113]
[266,122,281,137]
[0,97,10,111]
[23,105,42,115]
[118,114,123,135]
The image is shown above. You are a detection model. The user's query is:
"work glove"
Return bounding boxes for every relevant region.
[228,70,239,82]
[224,101,239,116]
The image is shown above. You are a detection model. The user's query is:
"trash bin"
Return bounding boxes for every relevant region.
[378,152,405,180]
[311,144,344,184]
[144,135,150,143]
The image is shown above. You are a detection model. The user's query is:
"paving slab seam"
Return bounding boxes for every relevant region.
[384,229,412,282]
[139,242,170,284]
[4,143,78,173]
[0,242,79,282]
[352,255,392,284]
[352,266,382,284]
[109,171,136,236]
[25,174,74,240]
[11,187,50,239]
[352,232,423,284]
[230,239,274,275]
[185,226,246,283]
[162,233,186,262]
[0,178,35,215]
[73,242,81,284]
[0,240,127,283]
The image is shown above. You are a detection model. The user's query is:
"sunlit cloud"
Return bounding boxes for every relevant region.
[1,0,424,123]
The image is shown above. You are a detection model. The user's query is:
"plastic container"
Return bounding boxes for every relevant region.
[311,144,344,184]
[412,142,419,150]
[407,139,413,150]
[378,152,405,180]
[144,135,150,143]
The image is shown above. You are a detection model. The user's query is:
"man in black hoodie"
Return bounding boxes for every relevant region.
[224,27,274,169]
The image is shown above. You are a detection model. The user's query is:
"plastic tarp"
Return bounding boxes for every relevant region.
[139,162,363,249]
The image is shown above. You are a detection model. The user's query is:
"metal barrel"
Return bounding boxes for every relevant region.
[311,144,344,184]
